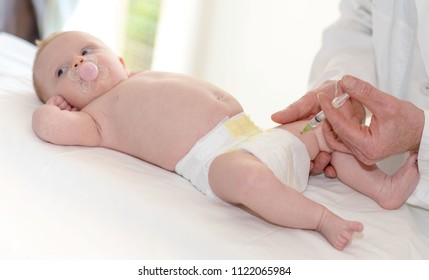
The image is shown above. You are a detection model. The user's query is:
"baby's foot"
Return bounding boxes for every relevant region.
[316,208,364,250]
[377,153,419,210]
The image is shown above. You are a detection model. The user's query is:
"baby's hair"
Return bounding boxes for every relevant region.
[32,32,62,103]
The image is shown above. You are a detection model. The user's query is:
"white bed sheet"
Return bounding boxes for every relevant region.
[1,32,429,259]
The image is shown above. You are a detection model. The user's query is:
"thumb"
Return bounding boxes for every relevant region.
[271,97,314,124]
[271,106,296,124]
[341,75,393,115]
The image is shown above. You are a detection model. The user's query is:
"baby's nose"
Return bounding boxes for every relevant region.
[72,56,85,68]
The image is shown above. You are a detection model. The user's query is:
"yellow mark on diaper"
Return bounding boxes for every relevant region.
[225,115,261,138]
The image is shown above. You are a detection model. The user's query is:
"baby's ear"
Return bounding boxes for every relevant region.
[118,57,131,77]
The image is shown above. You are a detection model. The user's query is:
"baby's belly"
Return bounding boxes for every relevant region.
[104,108,244,171]
[93,82,244,170]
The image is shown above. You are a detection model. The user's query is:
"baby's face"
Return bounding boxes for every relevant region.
[34,31,130,109]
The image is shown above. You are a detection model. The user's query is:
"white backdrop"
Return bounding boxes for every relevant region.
[153,0,341,128]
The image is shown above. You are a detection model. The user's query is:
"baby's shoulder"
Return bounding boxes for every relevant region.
[131,70,171,78]
[132,71,195,80]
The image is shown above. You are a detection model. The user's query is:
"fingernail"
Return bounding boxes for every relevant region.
[343,76,357,89]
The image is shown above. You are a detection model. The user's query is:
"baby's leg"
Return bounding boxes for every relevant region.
[332,152,419,210]
[209,151,363,250]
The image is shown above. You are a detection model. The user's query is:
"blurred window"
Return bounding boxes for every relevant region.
[123,0,161,71]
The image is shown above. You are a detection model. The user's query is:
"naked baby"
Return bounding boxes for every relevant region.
[32,31,419,250]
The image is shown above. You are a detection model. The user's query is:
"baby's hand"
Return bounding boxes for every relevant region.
[46,96,78,111]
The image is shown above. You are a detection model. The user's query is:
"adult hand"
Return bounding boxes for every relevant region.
[271,80,338,124]
[271,80,365,177]
[271,80,338,177]
[319,75,425,165]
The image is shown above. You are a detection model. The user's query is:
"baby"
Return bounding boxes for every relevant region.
[32,31,419,250]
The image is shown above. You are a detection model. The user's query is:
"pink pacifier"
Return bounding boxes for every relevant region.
[68,55,109,93]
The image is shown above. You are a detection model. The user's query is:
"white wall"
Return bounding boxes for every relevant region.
[153,0,340,128]
[63,0,128,54]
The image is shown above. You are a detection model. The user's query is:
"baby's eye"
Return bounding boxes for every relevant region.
[57,67,67,77]
[81,48,92,56]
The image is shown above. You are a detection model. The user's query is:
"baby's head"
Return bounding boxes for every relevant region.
[33,31,130,109]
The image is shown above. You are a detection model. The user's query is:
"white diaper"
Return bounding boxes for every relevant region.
[175,113,310,201]
[237,129,310,193]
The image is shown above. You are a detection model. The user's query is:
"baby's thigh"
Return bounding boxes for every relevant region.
[208,151,277,204]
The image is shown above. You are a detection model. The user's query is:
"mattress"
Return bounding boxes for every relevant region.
[1,32,428,259]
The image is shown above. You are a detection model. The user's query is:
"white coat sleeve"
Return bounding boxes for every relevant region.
[407,110,429,209]
[308,0,377,89]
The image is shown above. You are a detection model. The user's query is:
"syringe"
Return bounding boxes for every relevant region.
[300,93,350,134]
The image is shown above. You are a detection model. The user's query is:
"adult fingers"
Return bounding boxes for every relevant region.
[323,165,337,179]
[271,95,317,124]
[341,75,395,116]
[318,93,364,143]
[321,118,353,154]
[310,151,331,175]
[272,80,338,124]
[319,93,377,164]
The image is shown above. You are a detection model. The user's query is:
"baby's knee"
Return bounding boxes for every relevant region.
[225,157,274,196]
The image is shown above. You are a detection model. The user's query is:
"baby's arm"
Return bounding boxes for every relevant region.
[32,96,101,147]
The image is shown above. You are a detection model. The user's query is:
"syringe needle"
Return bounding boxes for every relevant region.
[300,93,349,134]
